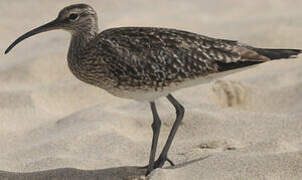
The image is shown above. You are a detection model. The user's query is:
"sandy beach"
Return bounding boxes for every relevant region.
[1,0,302,179]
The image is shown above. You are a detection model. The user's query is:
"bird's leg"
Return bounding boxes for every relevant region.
[153,94,184,169]
[146,102,162,175]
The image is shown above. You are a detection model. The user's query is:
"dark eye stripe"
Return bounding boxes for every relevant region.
[69,13,78,20]
[79,12,90,17]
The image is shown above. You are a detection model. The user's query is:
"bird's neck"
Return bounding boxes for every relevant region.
[68,29,98,60]
[67,28,99,83]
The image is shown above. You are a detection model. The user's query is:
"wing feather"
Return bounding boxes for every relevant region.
[93,27,267,88]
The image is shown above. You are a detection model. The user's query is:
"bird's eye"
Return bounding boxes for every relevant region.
[69,13,79,20]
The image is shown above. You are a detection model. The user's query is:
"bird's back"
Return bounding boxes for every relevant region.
[72,26,300,101]
[85,27,264,88]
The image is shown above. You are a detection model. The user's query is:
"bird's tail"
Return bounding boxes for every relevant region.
[253,48,302,60]
[216,47,301,72]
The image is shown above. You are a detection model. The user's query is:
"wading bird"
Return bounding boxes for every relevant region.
[5,3,301,175]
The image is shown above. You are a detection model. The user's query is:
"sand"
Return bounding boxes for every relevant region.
[1,0,302,179]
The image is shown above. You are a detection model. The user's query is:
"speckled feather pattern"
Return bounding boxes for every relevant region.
[68,27,270,91]
[61,4,300,101]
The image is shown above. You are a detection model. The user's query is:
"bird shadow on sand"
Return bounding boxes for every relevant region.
[0,156,210,180]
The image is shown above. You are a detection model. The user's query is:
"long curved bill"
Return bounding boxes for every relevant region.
[5,19,60,54]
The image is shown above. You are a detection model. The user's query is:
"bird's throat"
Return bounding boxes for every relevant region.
[68,30,97,61]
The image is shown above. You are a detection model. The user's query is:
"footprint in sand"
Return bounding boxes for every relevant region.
[197,140,238,152]
[212,80,248,107]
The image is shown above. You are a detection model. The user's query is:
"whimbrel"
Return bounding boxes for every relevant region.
[5,4,301,175]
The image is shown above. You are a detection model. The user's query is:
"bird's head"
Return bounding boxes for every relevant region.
[5,3,98,54]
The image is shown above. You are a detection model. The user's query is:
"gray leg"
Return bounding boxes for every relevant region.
[154,94,184,168]
[146,102,162,175]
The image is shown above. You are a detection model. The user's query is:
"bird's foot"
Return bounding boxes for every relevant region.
[143,156,175,176]
[154,155,175,168]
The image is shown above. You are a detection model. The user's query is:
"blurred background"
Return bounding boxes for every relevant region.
[0,1,302,179]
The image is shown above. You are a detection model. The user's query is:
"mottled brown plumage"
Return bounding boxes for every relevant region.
[5,3,301,175]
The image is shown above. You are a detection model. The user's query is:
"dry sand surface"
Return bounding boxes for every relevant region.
[1,0,302,179]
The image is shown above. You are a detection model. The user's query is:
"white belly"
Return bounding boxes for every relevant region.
[104,66,251,102]
[106,74,213,101]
